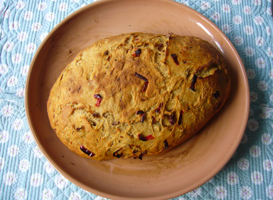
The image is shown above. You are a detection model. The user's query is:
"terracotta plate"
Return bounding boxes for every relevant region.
[25,0,249,199]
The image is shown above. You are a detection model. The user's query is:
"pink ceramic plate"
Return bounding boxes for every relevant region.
[25,0,249,199]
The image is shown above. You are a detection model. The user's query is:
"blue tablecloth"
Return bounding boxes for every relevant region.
[0,0,272,199]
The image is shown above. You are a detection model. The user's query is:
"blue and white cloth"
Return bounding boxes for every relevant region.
[0,0,272,199]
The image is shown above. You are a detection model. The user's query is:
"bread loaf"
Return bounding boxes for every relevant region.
[47,32,231,160]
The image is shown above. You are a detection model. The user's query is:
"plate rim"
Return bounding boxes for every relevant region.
[25,0,250,199]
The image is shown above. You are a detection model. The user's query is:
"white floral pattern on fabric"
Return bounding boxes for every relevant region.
[263,159,273,171]
[42,189,54,200]
[33,146,44,158]
[22,131,34,144]
[227,172,239,185]
[240,186,252,199]
[188,187,201,197]
[14,188,27,200]
[3,172,17,185]
[69,192,81,200]
[19,159,30,172]
[30,173,44,187]
[0,131,9,143]
[0,64,9,75]
[266,185,273,199]
[214,186,227,199]
[0,157,4,170]
[12,119,24,131]
[54,175,68,189]
[8,145,19,157]
[44,161,55,174]
[94,196,108,200]
[238,158,250,170]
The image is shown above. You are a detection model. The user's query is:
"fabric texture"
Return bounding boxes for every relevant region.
[0,0,272,199]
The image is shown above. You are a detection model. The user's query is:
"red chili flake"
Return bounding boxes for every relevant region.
[133,49,141,57]
[155,103,163,113]
[95,98,102,107]
[169,112,176,125]
[190,74,198,91]
[134,72,148,82]
[80,145,95,157]
[164,140,169,150]
[142,82,148,92]
[145,134,155,140]
[213,91,220,99]
[178,110,183,125]
[94,94,102,107]
[171,54,179,65]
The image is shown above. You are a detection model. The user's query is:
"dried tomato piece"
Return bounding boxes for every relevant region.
[104,50,109,55]
[80,145,95,157]
[94,94,102,107]
[164,140,169,150]
[141,113,146,123]
[190,74,197,91]
[135,72,149,92]
[171,54,179,65]
[136,110,146,123]
[94,94,102,99]
[138,153,143,160]
[142,82,149,92]
[169,112,176,125]
[138,134,154,141]
[92,113,100,118]
[133,49,141,57]
[113,151,122,158]
[155,103,163,113]
[178,110,183,125]
[76,127,83,131]
[138,134,145,141]
[112,121,120,126]
[135,72,148,82]
[136,110,144,115]
[152,116,156,124]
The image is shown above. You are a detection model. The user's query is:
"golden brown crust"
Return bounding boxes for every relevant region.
[47,32,231,160]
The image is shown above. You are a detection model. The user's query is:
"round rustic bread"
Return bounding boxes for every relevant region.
[47,32,231,161]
